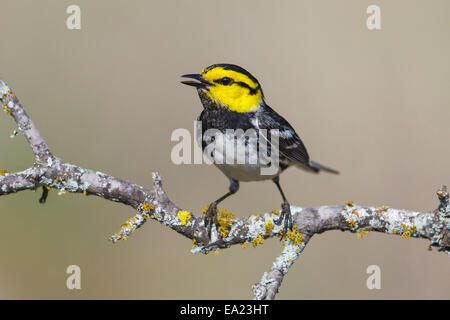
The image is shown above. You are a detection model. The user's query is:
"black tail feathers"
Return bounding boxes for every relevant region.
[308,160,339,174]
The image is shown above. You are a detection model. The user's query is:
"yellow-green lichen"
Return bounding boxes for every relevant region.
[282,226,304,246]
[264,219,274,236]
[271,210,280,216]
[177,210,192,226]
[400,224,417,238]
[0,169,8,175]
[251,234,264,248]
[140,203,154,211]
[140,203,155,219]
[121,221,132,229]
[348,219,356,228]
[2,104,10,115]
[217,208,235,237]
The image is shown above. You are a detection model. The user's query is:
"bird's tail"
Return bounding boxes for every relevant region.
[308,160,339,174]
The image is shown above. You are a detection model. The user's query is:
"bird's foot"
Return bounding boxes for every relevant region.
[277,202,293,240]
[203,202,219,239]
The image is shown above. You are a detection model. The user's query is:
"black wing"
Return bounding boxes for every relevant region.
[256,104,314,170]
[256,104,339,174]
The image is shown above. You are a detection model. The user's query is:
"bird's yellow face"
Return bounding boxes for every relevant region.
[200,66,262,113]
[182,64,263,113]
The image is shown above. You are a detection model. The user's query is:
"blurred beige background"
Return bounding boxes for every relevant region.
[0,0,449,299]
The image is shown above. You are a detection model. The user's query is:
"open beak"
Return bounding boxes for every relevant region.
[181,74,212,89]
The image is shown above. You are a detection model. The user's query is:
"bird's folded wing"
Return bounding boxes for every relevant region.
[255,106,311,167]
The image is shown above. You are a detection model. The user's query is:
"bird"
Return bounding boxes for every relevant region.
[181,63,338,239]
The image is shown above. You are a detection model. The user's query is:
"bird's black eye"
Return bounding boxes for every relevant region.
[220,77,232,85]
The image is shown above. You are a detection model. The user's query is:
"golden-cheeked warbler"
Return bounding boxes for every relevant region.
[181,64,338,239]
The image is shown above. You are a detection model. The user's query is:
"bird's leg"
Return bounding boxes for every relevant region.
[272,176,293,240]
[280,202,293,239]
[204,179,239,239]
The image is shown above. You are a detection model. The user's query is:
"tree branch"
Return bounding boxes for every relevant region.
[0,78,448,300]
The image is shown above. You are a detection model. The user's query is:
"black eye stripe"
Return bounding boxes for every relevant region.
[213,77,233,85]
[213,78,259,95]
[235,81,259,95]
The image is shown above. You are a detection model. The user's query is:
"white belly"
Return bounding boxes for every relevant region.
[203,131,282,181]
[215,163,279,181]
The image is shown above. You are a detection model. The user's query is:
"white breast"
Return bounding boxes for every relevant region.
[203,131,282,181]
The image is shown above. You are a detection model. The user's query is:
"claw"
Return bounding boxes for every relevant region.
[204,202,218,239]
[279,202,293,241]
